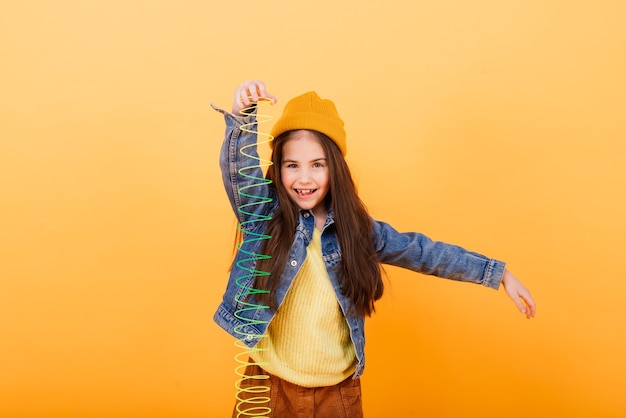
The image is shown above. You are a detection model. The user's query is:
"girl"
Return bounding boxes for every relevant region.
[213,80,535,418]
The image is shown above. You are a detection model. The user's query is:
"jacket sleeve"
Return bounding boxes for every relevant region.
[213,104,274,228]
[372,219,505,290]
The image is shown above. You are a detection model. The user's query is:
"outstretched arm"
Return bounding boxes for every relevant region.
[501,269,536,319]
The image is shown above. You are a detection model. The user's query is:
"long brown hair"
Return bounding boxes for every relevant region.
[254,130,384,317]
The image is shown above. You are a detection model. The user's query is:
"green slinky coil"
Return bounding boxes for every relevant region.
[233,98,274,418]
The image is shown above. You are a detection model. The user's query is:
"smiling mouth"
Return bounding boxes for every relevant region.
[295,189,316,196]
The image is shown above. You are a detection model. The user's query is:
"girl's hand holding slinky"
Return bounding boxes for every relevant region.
[501,269,536,319]
[232,80,278,116]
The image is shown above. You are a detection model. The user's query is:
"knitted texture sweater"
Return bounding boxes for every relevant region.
[251,228,356,387]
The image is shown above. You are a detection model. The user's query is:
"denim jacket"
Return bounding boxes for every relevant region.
[212,104,505,380]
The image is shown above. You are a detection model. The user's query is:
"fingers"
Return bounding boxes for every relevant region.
[232,80,277,114]
[501,270,536,319]
[513,288,536,319]
[512,294,528,316]
[520,290,536,319]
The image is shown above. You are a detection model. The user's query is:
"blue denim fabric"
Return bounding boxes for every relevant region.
[212,104,505,380]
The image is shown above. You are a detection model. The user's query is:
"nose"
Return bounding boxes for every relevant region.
[298,168,313,184]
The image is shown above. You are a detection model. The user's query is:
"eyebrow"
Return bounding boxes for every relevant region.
[282,158,327,164]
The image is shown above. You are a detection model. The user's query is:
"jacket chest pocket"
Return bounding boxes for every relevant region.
[323,250,342,268]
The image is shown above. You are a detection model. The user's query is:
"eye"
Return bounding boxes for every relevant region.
[284,163,298,169]
[313,162,326,168]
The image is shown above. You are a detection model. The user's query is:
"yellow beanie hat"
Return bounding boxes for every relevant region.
[270,91,347,156]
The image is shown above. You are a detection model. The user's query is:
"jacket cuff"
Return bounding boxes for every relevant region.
[482,259,505,290]
[211,103,257,127]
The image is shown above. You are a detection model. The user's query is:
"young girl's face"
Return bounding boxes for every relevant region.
[280,130,329,220]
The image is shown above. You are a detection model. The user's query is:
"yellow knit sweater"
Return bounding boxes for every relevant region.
[251,228,356,387]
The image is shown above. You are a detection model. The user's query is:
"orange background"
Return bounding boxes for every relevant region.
[1,1,625,417]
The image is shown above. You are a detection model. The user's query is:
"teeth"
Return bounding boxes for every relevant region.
[296,189,314,195]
